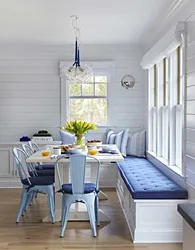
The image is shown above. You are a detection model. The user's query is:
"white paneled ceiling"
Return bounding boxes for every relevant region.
[0,0,180,44]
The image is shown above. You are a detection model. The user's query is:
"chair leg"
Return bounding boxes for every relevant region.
[24,192,33,212]
[16,187,27,223]
[61,198,71,238]
[95,195,100,227]
[86,197,97,237]
[46,186,55,224]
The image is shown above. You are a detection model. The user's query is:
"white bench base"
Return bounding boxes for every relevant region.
[117,172,187,243]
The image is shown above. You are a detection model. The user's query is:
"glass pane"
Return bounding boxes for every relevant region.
[82,84,94,96]
[95,83,107,96]
[69,84,81,96]
[95,76,107,83]
[69,98,107,125]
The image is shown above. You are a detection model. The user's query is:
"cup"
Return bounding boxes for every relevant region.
[53,147,61,155]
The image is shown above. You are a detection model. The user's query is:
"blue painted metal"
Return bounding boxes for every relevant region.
[12,147,55,223]
[55,154,100,237]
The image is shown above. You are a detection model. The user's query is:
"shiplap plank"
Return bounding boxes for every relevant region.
[186,141,195,159]
[186,114,195,129]
[186,100,195,114]
[186,71,195,87]
[0,98,59,106]
[186,128,195,143]
[186,169,195,188]
[0,59,58,67]
[0,67,58,75]
[186,55,195,74]
[0,74,59,83]
[186,85,195,100]
[0,83,59,90]
[0,113,59,121]
[0,105,59,114]
[0,90,59,98]
[186,155,195,174]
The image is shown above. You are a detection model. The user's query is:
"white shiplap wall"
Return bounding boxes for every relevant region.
[185,16,195,200]
[0,44,145,142]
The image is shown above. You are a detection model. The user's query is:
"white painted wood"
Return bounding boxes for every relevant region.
[183,220,195,250]
[117,171,187,243]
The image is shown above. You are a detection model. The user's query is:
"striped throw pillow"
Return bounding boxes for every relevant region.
[106,129,129,156]
[126,130,146,157]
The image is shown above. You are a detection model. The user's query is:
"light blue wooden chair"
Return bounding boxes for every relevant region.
[55,154,100,237]
[12,147,55,223]
[28,141,39,153]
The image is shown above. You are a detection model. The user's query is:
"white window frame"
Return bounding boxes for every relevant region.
[147,44,186,176]
[59,61,114,126]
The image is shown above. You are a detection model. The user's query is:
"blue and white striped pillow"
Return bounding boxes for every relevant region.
[106,129,129,156]
[126,130,146,157]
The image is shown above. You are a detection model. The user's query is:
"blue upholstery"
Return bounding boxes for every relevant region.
[62,183,98,194]
[42,163,54,169]
[30,169,54,177]
[59,130,75,145]
[117,157,188,199]
[22,176,54,186]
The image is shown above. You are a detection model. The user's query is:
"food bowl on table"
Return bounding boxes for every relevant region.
[86,140,102,147]
[68,148,83,155]
[101,145,115,153]
[41,151,50,156]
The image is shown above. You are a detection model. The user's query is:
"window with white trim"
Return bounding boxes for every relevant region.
[148,45,183,171]
[67,75,108,125]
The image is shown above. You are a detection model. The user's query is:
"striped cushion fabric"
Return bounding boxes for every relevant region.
[106,129,129,156]
[126,130,146,157]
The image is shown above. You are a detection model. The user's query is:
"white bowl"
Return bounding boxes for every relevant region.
[101,145,115,152]
[68,148,83,154]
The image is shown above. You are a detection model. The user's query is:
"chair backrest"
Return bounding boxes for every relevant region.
[22,144,39,176]
[12,147,31,185]
[28,141,39,153]
[55,154,100,195]
[22,144,34,157]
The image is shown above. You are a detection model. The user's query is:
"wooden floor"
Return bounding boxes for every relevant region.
[0,189,182,250]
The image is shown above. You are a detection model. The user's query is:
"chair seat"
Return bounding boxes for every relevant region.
[62,183,98,194]
[35,163,54,170]
[30,169,54,177]
[22,176,54,186]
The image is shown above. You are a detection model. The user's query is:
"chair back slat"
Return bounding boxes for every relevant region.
[69,155,86,195]
[12,147,31,185]
[22,144,38,176]
[29,141,39,153]
[55,154,101,195]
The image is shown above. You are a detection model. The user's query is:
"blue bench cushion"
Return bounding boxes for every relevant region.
[117,157,188,199]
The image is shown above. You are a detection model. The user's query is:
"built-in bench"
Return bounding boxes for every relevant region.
[116,156,188,243]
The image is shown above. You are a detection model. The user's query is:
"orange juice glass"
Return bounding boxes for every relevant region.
[41,151,50,156]
[88,147,98,155]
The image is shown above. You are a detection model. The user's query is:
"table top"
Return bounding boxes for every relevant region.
[26,145,124,163]
[178,204,195,231]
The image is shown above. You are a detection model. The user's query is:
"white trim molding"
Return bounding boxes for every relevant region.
[141,22,185,69]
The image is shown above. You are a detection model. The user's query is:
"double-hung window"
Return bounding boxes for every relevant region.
[67,75,108,125]
[148,45,184,173]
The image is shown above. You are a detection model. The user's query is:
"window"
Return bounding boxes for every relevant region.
[148,45,184,172]
[68,75,108,125]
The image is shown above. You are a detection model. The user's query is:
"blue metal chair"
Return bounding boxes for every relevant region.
[22,144,54,177]
[12,147,55,223]
[28,141,54,170]
[55,154,100,237]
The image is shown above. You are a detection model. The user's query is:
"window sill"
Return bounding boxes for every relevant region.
[147,151,184,178]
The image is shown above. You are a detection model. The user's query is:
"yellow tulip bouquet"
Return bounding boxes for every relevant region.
[60,120,97,146]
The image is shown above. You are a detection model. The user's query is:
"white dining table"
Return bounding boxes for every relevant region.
[26,145,124,223]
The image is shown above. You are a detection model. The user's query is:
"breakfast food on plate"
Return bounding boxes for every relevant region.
[86,140,102,147]
[60,144,81,153]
